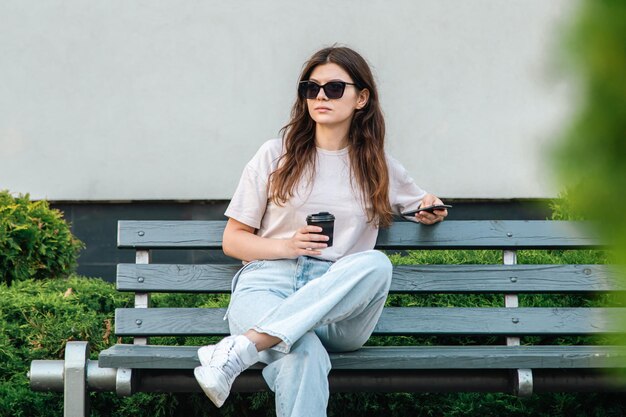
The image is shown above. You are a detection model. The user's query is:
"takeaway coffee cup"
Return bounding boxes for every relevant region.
[306,212,335,247]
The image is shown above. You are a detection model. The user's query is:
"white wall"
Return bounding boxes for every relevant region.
[0,0,576,201]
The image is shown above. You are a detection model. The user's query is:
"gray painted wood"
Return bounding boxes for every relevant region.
[117,263,621,293]
[118,220,602,249]
[396,264,623,293]
[374,307,624,335]
[376,220,601,249]
[114,307,625,337]
[118,221,225,249]
[117,263,240,292]
[98,344,626,370]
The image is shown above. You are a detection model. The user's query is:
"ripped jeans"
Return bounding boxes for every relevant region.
[225,250,393,417]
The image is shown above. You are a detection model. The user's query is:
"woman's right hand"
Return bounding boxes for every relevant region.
[283,225,329,258]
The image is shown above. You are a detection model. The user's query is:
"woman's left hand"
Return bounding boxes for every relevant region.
[415,194,448,225]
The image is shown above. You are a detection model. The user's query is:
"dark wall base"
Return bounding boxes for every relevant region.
[50,199,552,282]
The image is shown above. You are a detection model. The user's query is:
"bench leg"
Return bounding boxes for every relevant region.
[64,341,90,417]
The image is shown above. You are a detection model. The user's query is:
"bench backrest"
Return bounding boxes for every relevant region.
[115,220,623,343]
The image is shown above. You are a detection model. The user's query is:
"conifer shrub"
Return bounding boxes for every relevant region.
[0,276,130,417]
[0,190,84,286]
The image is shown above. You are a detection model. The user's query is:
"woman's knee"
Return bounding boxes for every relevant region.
[342,249,391,272]
[356,250,393,289]
[368,250,393,272]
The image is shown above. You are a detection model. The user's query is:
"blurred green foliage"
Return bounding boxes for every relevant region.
[0,191,84,286]
[554,0,626,266]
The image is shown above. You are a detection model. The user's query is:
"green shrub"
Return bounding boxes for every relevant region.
[0,190,84,286]
[0,275,244,417]
[548,189,583,221]
[554,0,626,266]
[0,276,124,416]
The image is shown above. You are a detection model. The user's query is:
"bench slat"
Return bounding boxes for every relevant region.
[392,264,621,292]
[118,220,601,249]
[117,264,239,292]
[115,307,625,337]
[377,220,600,249]
[99,344,626,370]
[118,221,225,249]
[117,264,621,293]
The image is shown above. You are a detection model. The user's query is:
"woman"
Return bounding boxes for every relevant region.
[194,46,448,416]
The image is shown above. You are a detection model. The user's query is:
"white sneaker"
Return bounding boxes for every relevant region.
[194,335,259,407]
[197,345,216,367]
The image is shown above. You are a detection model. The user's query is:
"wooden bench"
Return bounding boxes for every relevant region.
[29,219,626,417]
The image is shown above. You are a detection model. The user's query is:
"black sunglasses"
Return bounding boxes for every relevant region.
[298,80,356,100]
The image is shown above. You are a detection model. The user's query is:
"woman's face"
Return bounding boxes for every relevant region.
[305,63,369,129]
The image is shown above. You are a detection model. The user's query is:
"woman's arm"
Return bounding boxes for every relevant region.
[222,217,330,262]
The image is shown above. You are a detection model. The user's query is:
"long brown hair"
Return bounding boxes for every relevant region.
[269,46,393,228]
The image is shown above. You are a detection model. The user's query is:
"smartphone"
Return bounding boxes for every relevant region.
[401,204,452,217]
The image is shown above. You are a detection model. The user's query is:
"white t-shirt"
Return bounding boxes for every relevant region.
[224,138,427,262]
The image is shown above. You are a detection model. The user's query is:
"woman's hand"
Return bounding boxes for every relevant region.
[283,225,330,258]
[223,218,330,262]
[415,194,448,225]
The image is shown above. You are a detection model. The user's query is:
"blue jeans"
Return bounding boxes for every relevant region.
[225,250,393,417]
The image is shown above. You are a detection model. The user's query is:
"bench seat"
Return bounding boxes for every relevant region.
[100,344,626,370]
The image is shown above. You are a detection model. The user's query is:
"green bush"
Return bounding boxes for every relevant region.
[0,190,84,286]
[554,0,626,267]
[0,275,246,417]
[0,276,128,417]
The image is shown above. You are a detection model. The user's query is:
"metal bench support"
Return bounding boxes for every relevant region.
[516,369,534,397]
[503,249,535,397]
[64,341,90,417]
